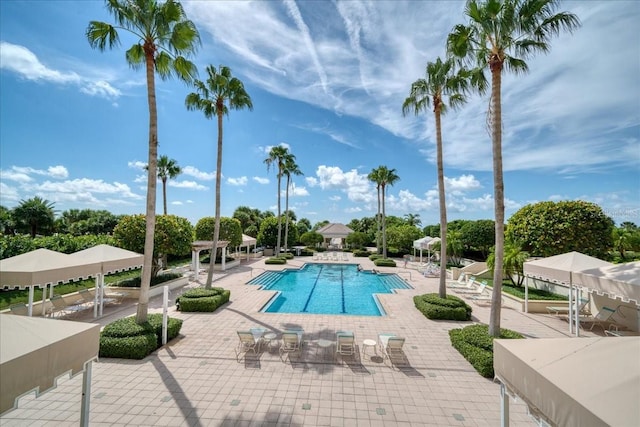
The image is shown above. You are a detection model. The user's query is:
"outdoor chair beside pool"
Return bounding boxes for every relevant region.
[279,329,304,361]
[9,303,29,315]
[447,275,476,288]
[575,306,619,331]
[48,295,88,319]
[453,281,488,295]
[547,298,591,316]
[236,328,265,360]
[336,330,356,357]
[378,333,407,364]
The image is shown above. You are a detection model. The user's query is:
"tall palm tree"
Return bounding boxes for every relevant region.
[367,168,383,254]
[146,155,182,215]
[403,213,422,228]
[371,166,400,258]
[87,0,199,323]
[264,145,289,254]
[13,196,56,237]
[447,0,579,336]
[402,57,476,298]
[186,65,253,289]
[282,154,303,253]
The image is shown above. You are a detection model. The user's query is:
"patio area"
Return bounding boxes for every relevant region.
[0,256,604,426]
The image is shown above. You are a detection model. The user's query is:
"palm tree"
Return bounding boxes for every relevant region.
[403,213,422,228]
[367,168,383,254]
[87,0,199,323]
[370,166,400,258]
[186,65,253,289]
[13,197,55,237]
[264,145,289,254]
[146,155,182,215]
[447,0,580,336]
[282,154,303,253]
[402,56,476,298]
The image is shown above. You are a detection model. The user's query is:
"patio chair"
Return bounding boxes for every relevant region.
[236,329,264,360]
[547,298,590,316]
[448,275,476,289]
[577,306,618,331]
[378,333,407,364]
[336,330,356,357]
[77,289,98,307]
[453,281,488,295]
[9,303,29,316]
[47,295,87,319]
[279,329,304,361]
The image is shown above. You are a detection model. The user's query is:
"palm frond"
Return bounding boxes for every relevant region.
[125,44,145,70]
[86,21,120,51]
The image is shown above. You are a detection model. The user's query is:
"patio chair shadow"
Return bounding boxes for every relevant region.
[338,347,371,375]
[220,410,304,426]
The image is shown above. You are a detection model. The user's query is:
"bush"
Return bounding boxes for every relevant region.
[176,287,230,312]
[449,324,524,378]
[99,313,184,359]
[299,249,314,256]
[265,257,286,264]
[280,253,294,259]
[373,258,396,267]
[115,272,182,288]
[352,250,371,257]
[368,254,382,261]
[414,294,472,321]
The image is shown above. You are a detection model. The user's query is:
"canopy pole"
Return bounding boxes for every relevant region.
[524,277,529,313]
[41,284,47,317]
[99,274,105,317]
[80,361,92,427]
[500,383,510,427]
[94,276,100,318]
[28,285,34,317]
[575,285,580,337]
[568,282,574,334]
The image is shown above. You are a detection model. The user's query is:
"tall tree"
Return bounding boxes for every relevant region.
[369,166,399,258]
[87,0,200,323]
[186,65,253,288]
[447,0,579,336]
[402,56,476,298]
[282,153,303,253]
[147,155,182,215]
[367,168,383,254]
[264,145,289,254]
[13,197,56,237]
[403,213,422,228]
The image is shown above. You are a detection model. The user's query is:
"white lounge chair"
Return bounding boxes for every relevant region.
[547,298,590,316]
[9,303,28,315]
[336,330,356,357]
[453,281,488,295]
[279,329,304,361]
[577,306,618,331]
[236,328,265,360]
[448,275,476,289]
[378,333,407,364]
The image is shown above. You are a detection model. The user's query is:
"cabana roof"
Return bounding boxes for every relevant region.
[573,261,640,305]
[523,251,612,285]
[316,223,353,238]
[67,244,143,275]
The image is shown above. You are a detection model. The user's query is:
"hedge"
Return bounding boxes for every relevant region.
[368,254,382,261]
[449,324,524,378]
[176,287,230,312]
[265,257,286,264]
[353,250,371,257]
[414,294,472,321]
[99,313,183,359]
[373,258,396,267]
[115,272,182,288]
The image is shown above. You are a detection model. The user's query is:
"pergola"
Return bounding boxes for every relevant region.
[191,240,230,275]
[316,223,353,248]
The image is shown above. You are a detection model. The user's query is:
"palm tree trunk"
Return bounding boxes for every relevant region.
[137,52,158,324]
[376,185,382,254]
[435,108,448,298]
[276,172,282,254]
[162,177,168,215]
[284,175,290,252]
[381,185,387,258]
[205,110,224,289]
[489,64,505,337]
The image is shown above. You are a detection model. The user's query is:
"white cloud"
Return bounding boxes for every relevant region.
[253,176,270,184]
[182,166,216,181]
[329,195,341,201]
[30,178,142,199]
[0,41,121,100]
[6,165,69,180]
[47,165,68,179]
[306,165,375,204]
[289,184,309,196]
[227,176,248,186]
[128,161,147,170]
[168,180,208,190]
[0,169,33,183]
[133,174,147,183]
[260,142,291,155]
[0,182,20,203]
[445,174,482,195]
[171,201,184,205]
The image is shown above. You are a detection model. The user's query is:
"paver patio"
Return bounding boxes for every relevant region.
[1,256,600,426]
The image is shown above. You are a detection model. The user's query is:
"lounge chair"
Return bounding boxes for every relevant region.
[547,298,590,316]
[448,275,477,289]
[577,306,618,331]
[336,330,356,357]
[279,329,304,361]
[378,333,407,364]
[77,289,99,307]
[453,281,488,295]
[47,295,87,319]
[9,303,29,316]
[236,328,265,360]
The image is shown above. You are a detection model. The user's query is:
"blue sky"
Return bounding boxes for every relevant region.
[1,0,638,228]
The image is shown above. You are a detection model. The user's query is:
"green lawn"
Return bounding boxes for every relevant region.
[485,280,567,301]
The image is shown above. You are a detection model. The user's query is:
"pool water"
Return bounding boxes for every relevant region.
[246,263,411,316]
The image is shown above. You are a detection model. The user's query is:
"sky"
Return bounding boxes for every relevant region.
[1,0,639,229]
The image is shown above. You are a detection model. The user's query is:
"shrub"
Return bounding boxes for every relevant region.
[265,257,286,264]
[176,287,230,312]
[299,249,314,256]
[373,258,396,267]
[115,272,182,288]
[99,313,184,359]
[280,253,294,259]
[369,254,382,261]
[352,250,371,257]
[414,294,472,321]
[449,324,524,378]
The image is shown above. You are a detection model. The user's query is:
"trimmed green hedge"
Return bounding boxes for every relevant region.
[115,272,182,288]
[353,250,371,257]
[449,324,523,378]
[414,293,472,321]
[279,253,294,259]
[99,313,183,359]
[368,254,382,261]
[265,257,286,264]
[373,258,396,267]
[176,287,230,312]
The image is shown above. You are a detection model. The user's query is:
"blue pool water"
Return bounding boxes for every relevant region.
[246,263,411,316]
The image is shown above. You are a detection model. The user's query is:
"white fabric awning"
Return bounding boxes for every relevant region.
[413,236,440,250]
[523,251,612,285]
[0,315,100,414]
[67,244,143,275]
[494,337,640,426]
[573,261,640,305]
[241,234,257,247]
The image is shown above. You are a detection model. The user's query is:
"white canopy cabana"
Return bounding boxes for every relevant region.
[317,223,353,248]
[1,315,100,426]
[412,236,441,263]
[191,240,230,278]
[573,261,640,305]
[68,245,143,317]
[494,337,640,427]
[236,234,257,261]
[0,249,101,316]
[523,252,612,335]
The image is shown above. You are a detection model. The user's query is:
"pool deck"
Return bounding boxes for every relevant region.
[1,255,603,426]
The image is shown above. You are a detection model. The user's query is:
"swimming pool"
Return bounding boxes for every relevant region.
[247,263,412,316]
